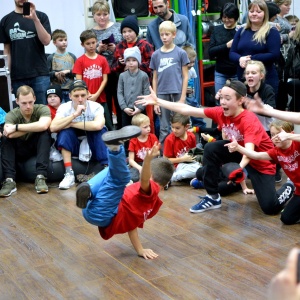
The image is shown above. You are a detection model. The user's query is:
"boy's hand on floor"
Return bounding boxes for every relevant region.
[139,248,159,260]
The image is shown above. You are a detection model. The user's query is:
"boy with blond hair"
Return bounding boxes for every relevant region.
[47,29,76,103]
[128,113,159,182]
[150,20,189,145]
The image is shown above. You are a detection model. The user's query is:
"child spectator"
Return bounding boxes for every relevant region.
[128,113,158,182]
[245,60,276,133]
[163,113,201,186]
[76,126,174,259]
[112,15,154,78]
[46,83,62,119]
[244,60,283,182]
[285,15,299,27]
[117,47,149,128]
[150,21,189,145]
[72,30,112,130]
[112,14,155,132]
[225,119,297,225]
[182,45,206,130]
[47,29,76,103]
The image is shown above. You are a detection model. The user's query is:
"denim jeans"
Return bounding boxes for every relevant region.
[214,71,237,95]
[82,146,131,227]
[12,76,50,104]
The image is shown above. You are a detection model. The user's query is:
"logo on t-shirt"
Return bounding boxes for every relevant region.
[158,57,177,72]
[83,64,103,80]
[9,22,35,41]
[137,147,151,160]
[144,209,153,221]
[222,123,243,142]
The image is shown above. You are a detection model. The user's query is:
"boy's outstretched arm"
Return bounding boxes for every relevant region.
[245,95,300,125]
[140,142,160,194]
[225,137,271,161]
[128,228,158,259]
[135,86,206,118]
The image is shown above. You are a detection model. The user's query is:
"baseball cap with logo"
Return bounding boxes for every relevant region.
[69,80,88,93]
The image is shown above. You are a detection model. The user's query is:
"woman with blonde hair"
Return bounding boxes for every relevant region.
[230,0,281,99]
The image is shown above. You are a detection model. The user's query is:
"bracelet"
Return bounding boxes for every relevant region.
[208,136,214,143]
[16,124,18,131]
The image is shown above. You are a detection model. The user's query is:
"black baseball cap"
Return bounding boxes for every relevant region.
[69,80,88,93]
[224,79,247,97]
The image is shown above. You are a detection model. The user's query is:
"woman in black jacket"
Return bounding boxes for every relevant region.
[209,3,239,97]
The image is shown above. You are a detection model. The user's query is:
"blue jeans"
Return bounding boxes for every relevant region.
[56,127,108,164]
[82,146,131,227]
[12,76,50,105]
[61,90,71,103]
[214,71,237,95]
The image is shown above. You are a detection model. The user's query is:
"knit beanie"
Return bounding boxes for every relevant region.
[267,2,280,20]
[120,15,139,36]
[124,46,141,65]
[46,83,62,102]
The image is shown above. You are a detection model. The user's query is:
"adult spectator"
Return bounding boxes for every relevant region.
[0,85,52,197]
[230,0,281,98]
[208,3,239,94]
[50,80,108,190]
[91,0,123,129]
[147,0,194,50]
[0,1,51,104]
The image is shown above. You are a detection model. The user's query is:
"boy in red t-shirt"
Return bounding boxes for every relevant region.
[226,120,297,225]
[128,113,158,182]
[76,125,174,259]
[136,79,294,215]
[163,113,201,186]
[72,30,113,130]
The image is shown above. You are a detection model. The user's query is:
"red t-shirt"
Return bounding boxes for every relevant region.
[72,54,110,103]
[267,141,300,195]
[47,105,57,120]
[204,106,275,175]
[163,131,196,167]
[98,180,162,240]
[128,133,158,163]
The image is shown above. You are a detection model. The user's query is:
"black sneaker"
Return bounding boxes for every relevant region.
[102,126,141,145]
[76,182,91,208]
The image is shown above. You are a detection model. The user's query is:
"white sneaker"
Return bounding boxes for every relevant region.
[59,173,75,190]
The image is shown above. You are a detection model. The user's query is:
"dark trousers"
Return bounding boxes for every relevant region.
[105,72,122,130]
[56,128,108,164]
[202,140,289,215]
[281,194,300,225]
[1,131,51,179]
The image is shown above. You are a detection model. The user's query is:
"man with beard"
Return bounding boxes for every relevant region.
[147,0,194,50]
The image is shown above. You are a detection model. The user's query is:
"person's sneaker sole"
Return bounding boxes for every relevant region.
[102,126,141,145]
[59,182,75,190]
[76,182,91,208]
[36,188,48,194]
[0,187,17,197]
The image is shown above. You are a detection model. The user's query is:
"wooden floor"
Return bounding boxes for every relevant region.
[1,178,299,300]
